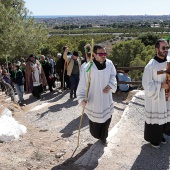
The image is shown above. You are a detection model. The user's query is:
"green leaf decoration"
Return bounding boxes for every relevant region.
[86,61,93,72]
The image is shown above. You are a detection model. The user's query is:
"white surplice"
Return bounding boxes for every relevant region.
[142,59,170,125]
[30,62,42,87]
[77,59,117,123]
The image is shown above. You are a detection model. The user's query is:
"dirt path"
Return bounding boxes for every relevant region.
[0,89,134,170]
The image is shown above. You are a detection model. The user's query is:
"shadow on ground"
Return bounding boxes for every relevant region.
[23,89,69,105]
[60,114,89,138]
[51,144,93,170]
[131,141,170,170]
[37,98,78,119]
[51,141,105,170]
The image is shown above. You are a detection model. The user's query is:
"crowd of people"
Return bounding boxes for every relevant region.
[0,44,118,146]
[2,40,170,149]
[0,54,55,104]
[0,45,96,104]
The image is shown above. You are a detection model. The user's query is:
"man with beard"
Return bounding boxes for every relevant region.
[142,39,170,148]
[77,44,117,146]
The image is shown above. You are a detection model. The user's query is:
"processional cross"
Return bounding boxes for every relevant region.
[157,62,170,101]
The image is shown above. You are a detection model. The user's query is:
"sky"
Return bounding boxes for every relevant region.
[24,0,170,16]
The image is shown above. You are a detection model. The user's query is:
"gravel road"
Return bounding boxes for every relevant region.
[0,89,131,170]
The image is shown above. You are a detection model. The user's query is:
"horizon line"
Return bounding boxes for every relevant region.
[29,14,170,16]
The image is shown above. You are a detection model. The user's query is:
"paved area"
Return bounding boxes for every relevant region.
[74,91,170,170]
[0,89,128,169]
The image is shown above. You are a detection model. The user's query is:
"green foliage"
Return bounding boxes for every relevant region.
[109,38,155,81]
[109,40,145,67]
[109,39,155,67]
[41,34,115,57]
[50,26,170,38]
[0,0,48,61]
[130,56,146,81]
[138,32,160,46]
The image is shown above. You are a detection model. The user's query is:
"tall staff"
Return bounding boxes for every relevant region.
[62,45,68,90]
[63,27,70,90]
[77,39,94,147]
[62,60,66,90]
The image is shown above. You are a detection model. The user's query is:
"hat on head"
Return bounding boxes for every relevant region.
[57,53,62,57]
[14,63,20,69]
[17,61,21,66]
[73,51,79,57]
[29,54,35,58]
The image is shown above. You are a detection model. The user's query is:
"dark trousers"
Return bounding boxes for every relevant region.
[89,117,112,140]
[69,74,79,97]
[47,79,53,91]
[144,122,170,144]
[44,75,53,91]
[32,85,42,99]
[59,71,70,89]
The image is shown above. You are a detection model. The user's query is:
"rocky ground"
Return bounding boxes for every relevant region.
[0,88,136,170]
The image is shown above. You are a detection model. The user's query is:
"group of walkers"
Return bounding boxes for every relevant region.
[1,39,170,149]
[0,44,118,146]
[0,54,56,105]
[0,45,93,105]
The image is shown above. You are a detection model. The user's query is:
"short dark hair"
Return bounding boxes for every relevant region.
[124,70,129,73]
[155,39,167,49]
[62,46,68,51]
[29,54,35,58]
[93,44,105,54]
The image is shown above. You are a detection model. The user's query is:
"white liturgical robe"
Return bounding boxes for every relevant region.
[142,58,170,125]
[77,59,117,123]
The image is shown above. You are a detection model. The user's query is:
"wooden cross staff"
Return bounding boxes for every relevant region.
[157,62,170,101]
[77,39,94,147]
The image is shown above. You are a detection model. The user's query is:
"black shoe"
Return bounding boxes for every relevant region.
[100,139,108,146]
[37,95,41,99]
[70,95,73,99]
[18,101,25,106]
[74,94,77,98]
[150,142,160,148]
[161,137,166,144]
[50,89,54,93]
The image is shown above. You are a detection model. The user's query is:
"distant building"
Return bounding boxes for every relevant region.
[151,24,160,28]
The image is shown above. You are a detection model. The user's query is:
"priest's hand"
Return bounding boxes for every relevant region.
[103,85,111,93]
[165,91,170,99]
[161,81,169,90]
[81,100,87,107]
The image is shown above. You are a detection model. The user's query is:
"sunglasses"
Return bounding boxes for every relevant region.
[161,46,169,51]
[96,53,107,57]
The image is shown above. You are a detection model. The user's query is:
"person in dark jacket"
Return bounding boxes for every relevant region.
[21,62,26,91]
[40,55,53,92]
[12,64,25,104]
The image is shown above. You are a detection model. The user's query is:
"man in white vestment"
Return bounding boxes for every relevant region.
[142,39,170,148]
[77,44,117,146]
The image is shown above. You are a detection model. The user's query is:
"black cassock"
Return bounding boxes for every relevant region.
[144,122,170,144]
[89,117,112,141]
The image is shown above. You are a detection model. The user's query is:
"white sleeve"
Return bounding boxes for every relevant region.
[142,65,162,100]
[108,63,117,93]
[76,66,88,105]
